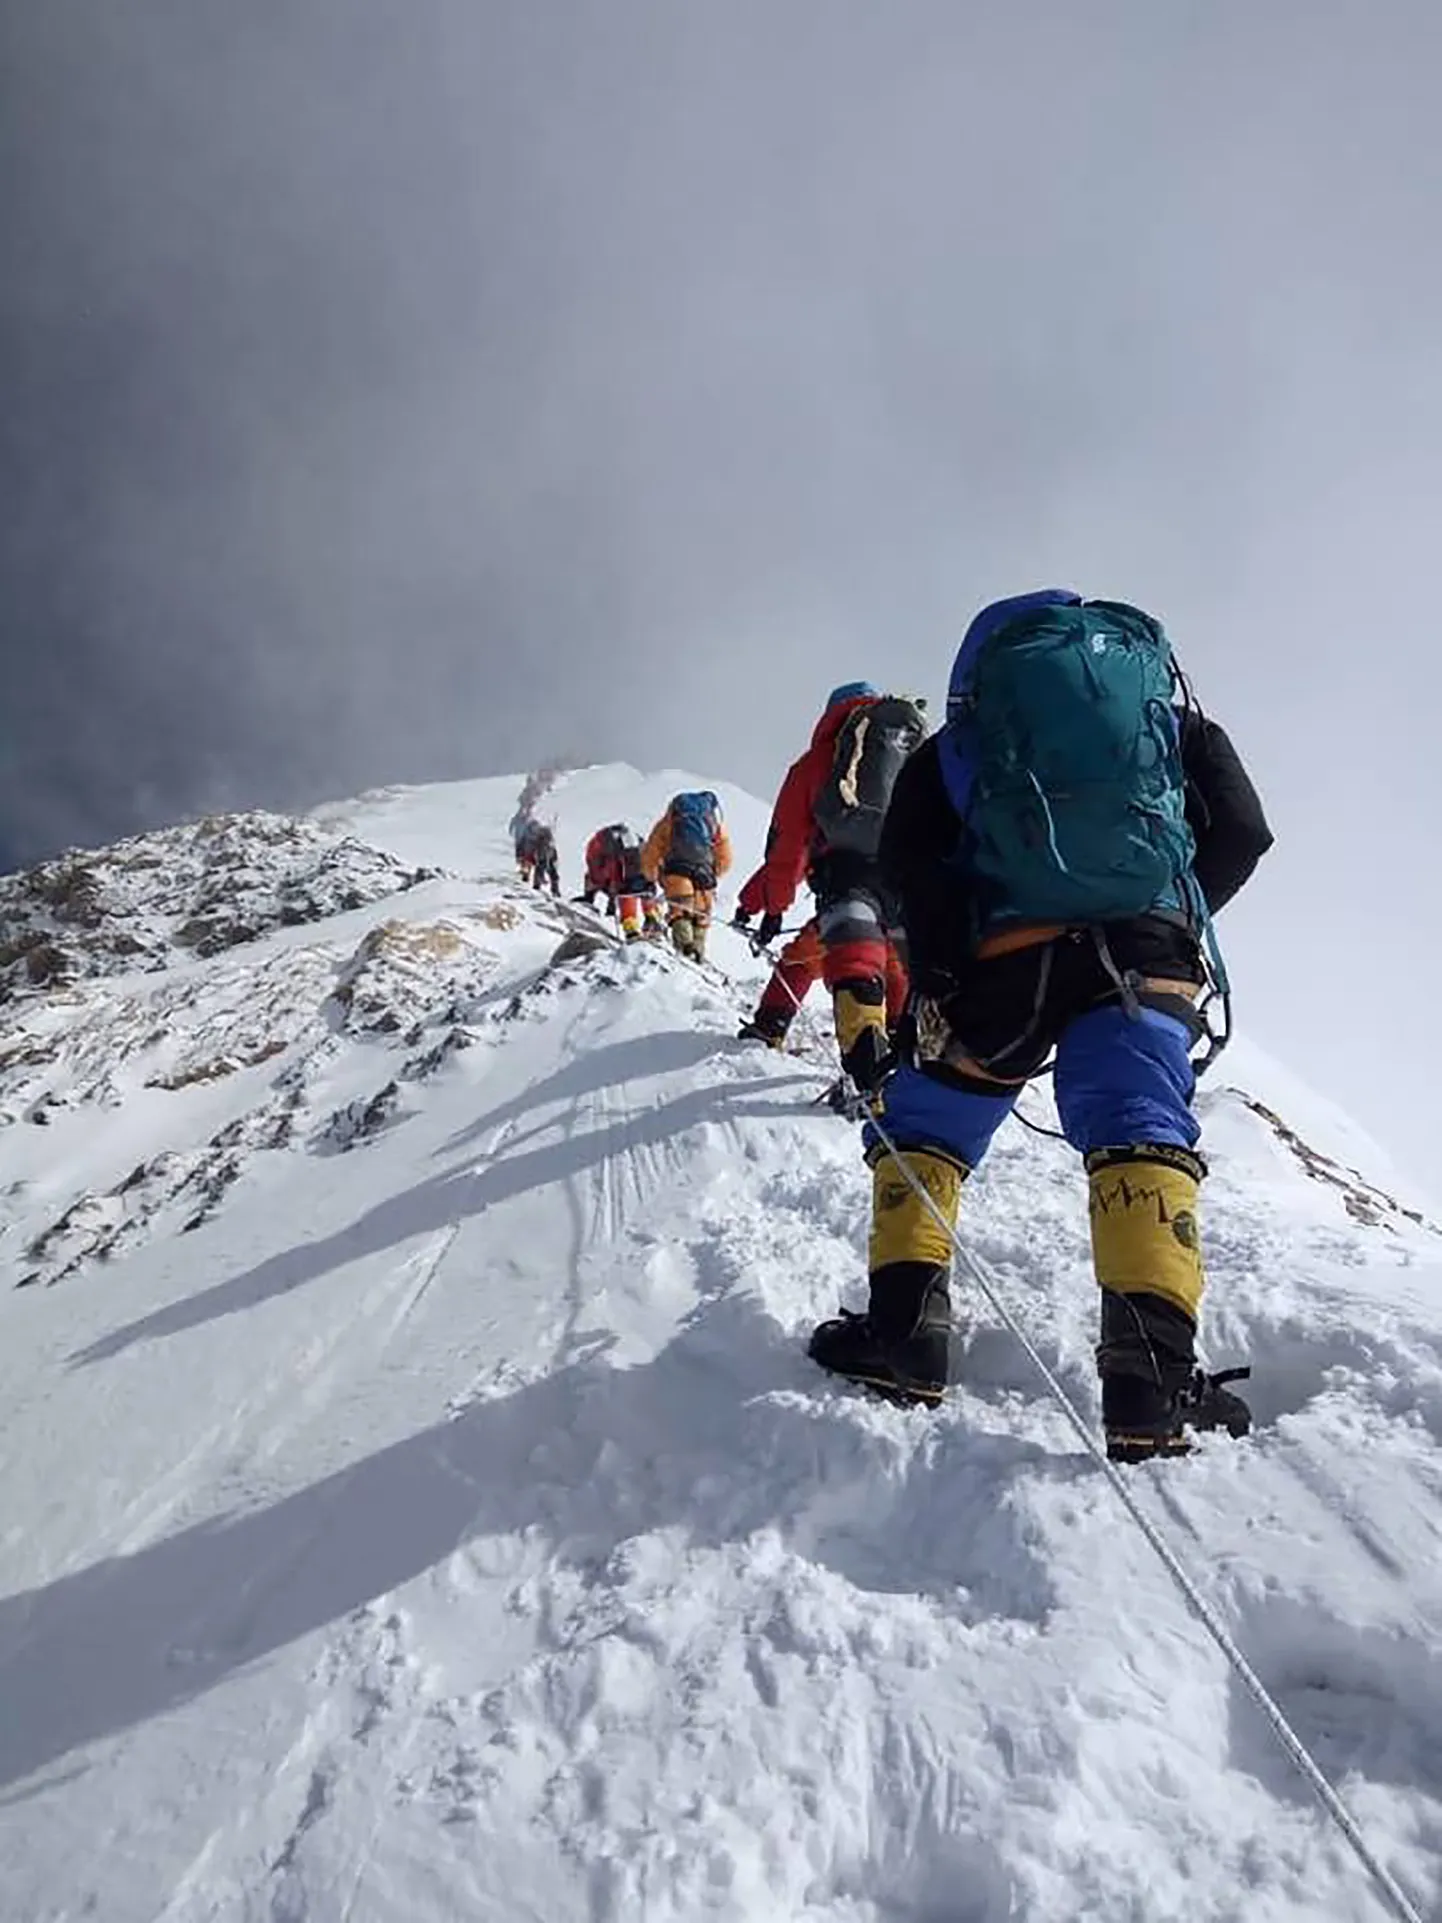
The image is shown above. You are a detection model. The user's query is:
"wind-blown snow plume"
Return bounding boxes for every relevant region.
[507,762,571,844]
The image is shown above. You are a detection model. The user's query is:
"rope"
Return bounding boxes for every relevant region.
[594,911,1412,1914]
[763,952,809,1015]
[723,919,1412,1909]
[741,924,808,954]
[1010,1102,1067,1143]
[862,1104,1425,1923]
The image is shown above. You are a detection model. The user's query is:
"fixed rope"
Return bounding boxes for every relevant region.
[862,1102,1424,1923]
[687,912,1413,1913]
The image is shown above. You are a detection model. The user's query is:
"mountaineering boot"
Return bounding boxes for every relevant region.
[1096,1289,1252,1461]
[1097,1288,1195,1460]
[833,980,890,1090]
[1087,1143,1227,1460]
[670,915,698,961]
[809,1146,967,1404]
[808,1262,952,1405]
[738,1006,790,1049]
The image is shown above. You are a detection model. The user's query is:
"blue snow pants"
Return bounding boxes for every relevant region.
[868,1000,1200,1170]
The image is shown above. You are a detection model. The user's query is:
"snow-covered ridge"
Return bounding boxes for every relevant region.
[0,766,772,1288]
[1221,1087,1437,1237]
[2,764,1441,1922]
[3,883,601,1286]
[0,809,435,1003]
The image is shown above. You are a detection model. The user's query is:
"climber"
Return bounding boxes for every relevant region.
[579,823,663,938]
[735,912,825,1049]
[640,792,732,961]
[744,683,925,1084]
[806,591,1274,1462]
[515,819,560,897]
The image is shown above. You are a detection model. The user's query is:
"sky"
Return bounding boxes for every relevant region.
[2,0,1440,1192]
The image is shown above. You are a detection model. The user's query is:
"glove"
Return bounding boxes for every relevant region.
[731,906,753,931]
[756,911,784,947]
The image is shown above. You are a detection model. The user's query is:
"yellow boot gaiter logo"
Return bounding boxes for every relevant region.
[1088,1156,1204,1320]
[868,1149,967,1272]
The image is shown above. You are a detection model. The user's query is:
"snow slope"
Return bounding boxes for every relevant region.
[312,763,772,893]
[2,765,1442,1923]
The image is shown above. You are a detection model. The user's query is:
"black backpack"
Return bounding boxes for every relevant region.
[812,697,927,857]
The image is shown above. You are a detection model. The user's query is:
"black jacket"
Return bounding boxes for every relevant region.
[880,710,1274,991]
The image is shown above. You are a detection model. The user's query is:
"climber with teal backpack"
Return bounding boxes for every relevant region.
[807,590,1275,1461]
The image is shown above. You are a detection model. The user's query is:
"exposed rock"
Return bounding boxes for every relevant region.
[0,810,436,1005]
[550,929,612,965]
[1233,1093,1440,1237]
[328,917,500,1037]
[314,1081,404,1155]
[144,1038,288,1091]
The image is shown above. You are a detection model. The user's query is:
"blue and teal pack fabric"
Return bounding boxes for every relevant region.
[939,592,1199,933]
[668,791,720,870]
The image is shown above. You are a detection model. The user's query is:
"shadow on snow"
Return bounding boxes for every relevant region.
[2,1289,1068,1793]
[70,1041,816,1368]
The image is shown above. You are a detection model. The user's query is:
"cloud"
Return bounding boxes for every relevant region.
[1,0,1439,1183]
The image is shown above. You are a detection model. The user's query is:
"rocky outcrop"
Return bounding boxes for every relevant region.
[0,811,435,1004]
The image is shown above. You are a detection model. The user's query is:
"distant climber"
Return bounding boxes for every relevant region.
[515,819,560,896]
[640,792,732,961]
[579,823,663,939]
[805,592,1274,1463]
[743,683,924,1084]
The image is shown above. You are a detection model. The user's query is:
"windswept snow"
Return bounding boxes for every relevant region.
[2,765,1441,1923]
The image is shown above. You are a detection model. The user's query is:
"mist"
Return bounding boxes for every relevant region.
[2,0,1439,1187]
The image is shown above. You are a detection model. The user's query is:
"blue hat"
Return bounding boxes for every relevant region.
[825,680,878,708]
[947,590,1081,716]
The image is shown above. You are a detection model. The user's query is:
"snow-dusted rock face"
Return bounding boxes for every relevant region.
[1,886,613,1284]
[2,764,1441,1923]
[0,809,436,1002]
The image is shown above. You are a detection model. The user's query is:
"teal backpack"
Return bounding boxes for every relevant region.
[940,599,1199,929]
